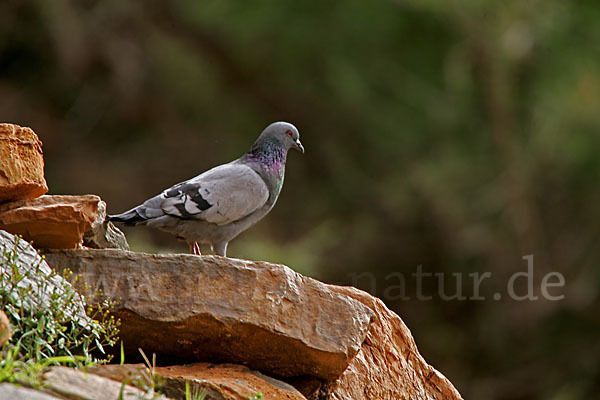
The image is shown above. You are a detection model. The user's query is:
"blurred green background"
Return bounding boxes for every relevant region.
[1,0,599,398]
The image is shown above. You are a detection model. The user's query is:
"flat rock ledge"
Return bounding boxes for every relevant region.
[43,249,374,381]
[43,249,463,399]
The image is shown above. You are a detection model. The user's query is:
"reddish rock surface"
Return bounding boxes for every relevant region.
[320,286,463,400]
[156,363,307,400]
[42,250,374,381]
[0,123,48,203]
[0,195,104,249]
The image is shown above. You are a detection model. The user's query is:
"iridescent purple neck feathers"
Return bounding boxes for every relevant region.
[243,139,287,197]
[244,139,287,171]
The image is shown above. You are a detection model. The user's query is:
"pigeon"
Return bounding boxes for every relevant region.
[107,122,304,257]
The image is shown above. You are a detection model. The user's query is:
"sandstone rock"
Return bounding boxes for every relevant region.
[40,247,463,399]
[42,249,374,381]
[318,286,463,400]
[156,363,307,400]
[0,383,61,400]
[0,123,48,203]
[0,310,11,346]
[0,195,104,249]
[43,366,169,400]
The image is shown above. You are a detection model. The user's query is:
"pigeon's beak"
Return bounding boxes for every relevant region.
[294,139,305,154]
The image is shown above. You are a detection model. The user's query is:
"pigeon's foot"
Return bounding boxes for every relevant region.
[188,241,201,255]
[212,242,228,257]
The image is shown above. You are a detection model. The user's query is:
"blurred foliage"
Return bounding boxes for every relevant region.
[1,0,599,398]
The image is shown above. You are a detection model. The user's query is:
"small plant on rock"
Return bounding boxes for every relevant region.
[185,380,206,400]
[0,234,120,386]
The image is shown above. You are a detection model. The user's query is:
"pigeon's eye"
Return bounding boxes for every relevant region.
[286,130,293,138]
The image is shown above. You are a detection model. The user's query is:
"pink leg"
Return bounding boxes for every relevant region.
[188,241,202,255]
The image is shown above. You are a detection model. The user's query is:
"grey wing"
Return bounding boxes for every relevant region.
[159,163,269,225]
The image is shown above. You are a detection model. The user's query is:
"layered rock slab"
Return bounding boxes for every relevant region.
[0,123,48,203]
[0,195,106,248]
[43,249,374,381]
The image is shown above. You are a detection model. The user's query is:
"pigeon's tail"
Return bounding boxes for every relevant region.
[105,209,147,226]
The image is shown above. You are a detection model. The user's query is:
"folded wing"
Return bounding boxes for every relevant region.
[156,163,269,225]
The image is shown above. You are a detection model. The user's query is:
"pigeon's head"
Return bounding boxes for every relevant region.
[259,122,304,154]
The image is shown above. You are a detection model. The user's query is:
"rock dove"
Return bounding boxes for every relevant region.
[107,122,303,257]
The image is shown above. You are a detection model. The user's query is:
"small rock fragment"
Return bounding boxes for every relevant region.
[0,311,11,346]
[83,200,129,250]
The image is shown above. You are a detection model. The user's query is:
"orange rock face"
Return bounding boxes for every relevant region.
[0,123,48,203]
[0,195,104,249]
[321,286,464,400]
[157,363,307,400]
